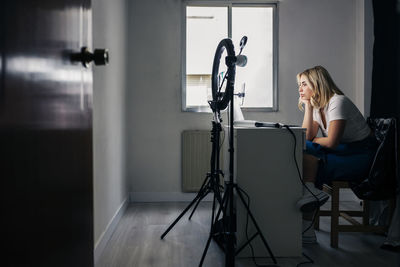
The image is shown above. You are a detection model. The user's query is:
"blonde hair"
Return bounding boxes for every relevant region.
[297,65,344,110]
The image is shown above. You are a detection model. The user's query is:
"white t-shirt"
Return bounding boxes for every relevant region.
[313,94,370,143]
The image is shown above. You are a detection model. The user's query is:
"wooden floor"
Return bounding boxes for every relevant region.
[96,201,400,267]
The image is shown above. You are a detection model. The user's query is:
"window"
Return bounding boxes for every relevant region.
[183,2,277,112]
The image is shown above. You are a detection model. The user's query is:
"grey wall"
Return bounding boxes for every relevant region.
[93,0,128,247]
[126,0,373,201]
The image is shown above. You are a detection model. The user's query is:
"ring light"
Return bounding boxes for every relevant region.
[211,38,236,112]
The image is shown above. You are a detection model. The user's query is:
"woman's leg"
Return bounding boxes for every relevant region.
[300,143,330,243]
[302,154,320,221]
[297,150,329,213]
[303,154,319,183]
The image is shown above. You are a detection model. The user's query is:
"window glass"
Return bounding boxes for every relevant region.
[232,7,273,108]
[184,4,276,111]
[186,7,227,107]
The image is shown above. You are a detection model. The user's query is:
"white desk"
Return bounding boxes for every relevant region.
[223,126,304,258]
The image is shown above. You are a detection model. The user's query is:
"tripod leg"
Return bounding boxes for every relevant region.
[160,197,199,239]
[225,183,235,267]
[190,173,224,220]
[189,187,211,220]
[161,175,212,239]
[213,178,224,208]
[199,189,227,267]
[236,187,277,264]
[198,173,211,195]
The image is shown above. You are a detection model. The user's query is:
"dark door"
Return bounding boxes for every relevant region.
[1,0,94,266]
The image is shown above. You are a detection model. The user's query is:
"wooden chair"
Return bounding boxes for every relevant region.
[314,117,398,248]
[314,181,393,248]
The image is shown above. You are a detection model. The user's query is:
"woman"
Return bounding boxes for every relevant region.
[296,66,378,243]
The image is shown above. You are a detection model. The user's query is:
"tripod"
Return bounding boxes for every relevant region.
[161,103,277,267]
[160,111,225,241]
[197,92,277,267]
[161,37,277,267]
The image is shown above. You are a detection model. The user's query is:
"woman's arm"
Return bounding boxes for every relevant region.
[313,120,346,149]
[302,101,319,141]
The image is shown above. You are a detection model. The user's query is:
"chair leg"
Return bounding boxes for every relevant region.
[362,200,370,226]
[388,198,396,225]
[330,183,339,248]
[314,208,320,230]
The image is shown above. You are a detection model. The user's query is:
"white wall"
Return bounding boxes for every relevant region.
[93,0,128,254]
[127,0,212,201]
[126,0,372,201]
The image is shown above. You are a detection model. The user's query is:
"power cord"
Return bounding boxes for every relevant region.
[227,115,278,266]
[282,125,320,234]
[282,125,317,266]
[239,186,279,267]
[242,185,314,267]
[220,127,225,152]
[223,122,317,266]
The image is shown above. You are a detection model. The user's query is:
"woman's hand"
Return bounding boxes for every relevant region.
[299,97,310,105]
[299,98,312,113]
[301,98,318,140]
[313,120,346,149]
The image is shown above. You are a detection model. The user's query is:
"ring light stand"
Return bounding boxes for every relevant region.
[208,37,277,267]
[161,37,277,267]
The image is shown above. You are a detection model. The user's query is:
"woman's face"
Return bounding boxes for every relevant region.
[298,75,313,100]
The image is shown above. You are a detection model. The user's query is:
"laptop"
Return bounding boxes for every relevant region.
[232,99,280,128]
[233,99,298,128]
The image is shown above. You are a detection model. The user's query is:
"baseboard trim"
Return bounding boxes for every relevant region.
[129,191,214,202]
[128,190,358,202]
[94,197,129,264]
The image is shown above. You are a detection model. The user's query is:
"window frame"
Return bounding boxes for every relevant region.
[182,0,279,112]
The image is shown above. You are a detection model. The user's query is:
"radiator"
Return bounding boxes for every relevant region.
[182,130,224,192]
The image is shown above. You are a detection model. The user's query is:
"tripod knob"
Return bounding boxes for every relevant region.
[71,47,109,68]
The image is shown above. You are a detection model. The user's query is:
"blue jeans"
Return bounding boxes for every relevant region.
[305,136,378,189]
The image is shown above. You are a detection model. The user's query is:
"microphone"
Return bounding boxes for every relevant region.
[239,36,248,54]
[235,55,247,67]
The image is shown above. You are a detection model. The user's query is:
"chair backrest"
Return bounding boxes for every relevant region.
[350,117,398,200]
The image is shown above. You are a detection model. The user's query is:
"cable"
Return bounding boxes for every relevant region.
[220,127,225,152]
[227,105,230,149]
[218,127,226,187]
[218,72,228,93]
[282,125,316,267]
[228,103,271,266]
[239,186,278,267]
[282,125,320,234]
[240,187,258,266]
[226,120,317,266]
